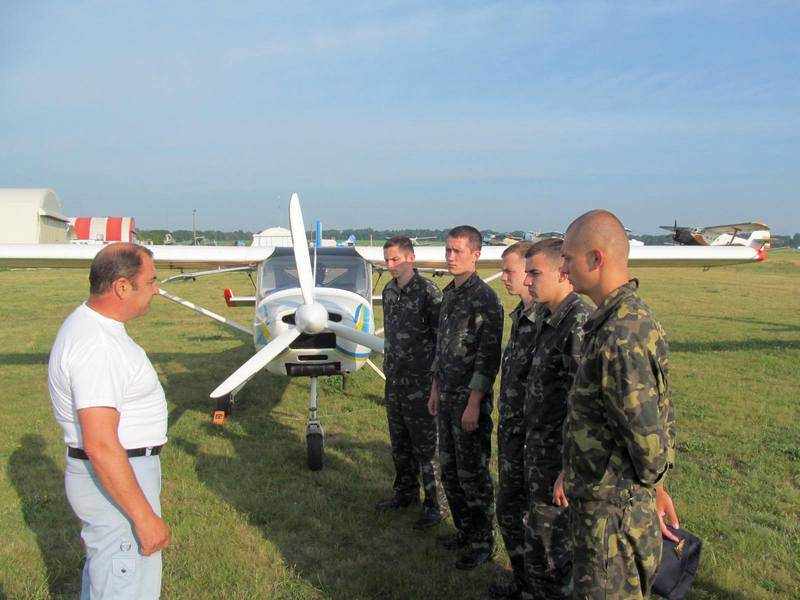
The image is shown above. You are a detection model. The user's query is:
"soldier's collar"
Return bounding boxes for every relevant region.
[388,268,421,292]
[584,279,639,333]
[512,300,537,322]
[446,271,479,291]
[540,292,582,328]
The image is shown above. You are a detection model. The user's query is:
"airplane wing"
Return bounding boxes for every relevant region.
[356,244,766,269]
[0,240,766,271]
[0,243,276,270]
[702,221,770,235]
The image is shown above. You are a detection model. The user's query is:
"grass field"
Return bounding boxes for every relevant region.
[1,251,799,599]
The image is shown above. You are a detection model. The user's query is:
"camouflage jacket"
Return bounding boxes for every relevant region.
[432,271,503,394]
[563,280,676,502]
[382,270,442,384]
[498,301,538,436]
[524,293,592,467]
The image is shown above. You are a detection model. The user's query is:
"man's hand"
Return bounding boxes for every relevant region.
[79,407,170,554]
[135,513,171,556]
[552,471,569,508]
[656,484,680,542]
[461,401,480,431]
[461,390,484,431]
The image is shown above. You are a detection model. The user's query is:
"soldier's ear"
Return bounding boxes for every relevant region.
[589,248,604,269]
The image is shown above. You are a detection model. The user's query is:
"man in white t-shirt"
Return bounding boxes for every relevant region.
[49,242,170,599]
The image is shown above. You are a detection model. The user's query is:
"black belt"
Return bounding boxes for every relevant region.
[68,445,163,460]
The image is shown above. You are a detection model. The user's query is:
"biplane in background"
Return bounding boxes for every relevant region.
[660,220,771,250]
[0,196,766,469]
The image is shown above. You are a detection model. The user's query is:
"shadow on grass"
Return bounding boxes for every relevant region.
[0,353,50,365]
[669,339,800,353]
[7,434,82,599]
[676,314,800,334]
[165,365,506,599]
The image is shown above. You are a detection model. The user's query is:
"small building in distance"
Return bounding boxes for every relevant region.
[0,188,71,243]
[70,216,137,243]
[252,226,292,247]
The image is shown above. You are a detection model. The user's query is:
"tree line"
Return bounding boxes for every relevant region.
[137,228,800,248]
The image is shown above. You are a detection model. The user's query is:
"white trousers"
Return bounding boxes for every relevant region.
[65,454,163,600]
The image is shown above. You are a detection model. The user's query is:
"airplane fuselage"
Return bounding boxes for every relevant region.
[252,246,375,377]
[253,287,374,377]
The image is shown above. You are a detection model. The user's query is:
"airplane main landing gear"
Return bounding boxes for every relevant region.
[306,377,324,471]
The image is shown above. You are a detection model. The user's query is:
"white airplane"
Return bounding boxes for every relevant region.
[408,236,437,246]
[660,221,771,250]
[0,196,767,469]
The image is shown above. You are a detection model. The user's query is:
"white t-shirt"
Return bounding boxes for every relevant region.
[48,303,168,449]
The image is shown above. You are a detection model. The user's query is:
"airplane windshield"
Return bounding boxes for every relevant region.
[260,251,370,300]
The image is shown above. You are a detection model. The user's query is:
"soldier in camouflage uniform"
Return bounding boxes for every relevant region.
[376,236,444,530]
[559,210,679,600]
[428,225,504,571]
[489,241,537,599]
[521,238,592,600]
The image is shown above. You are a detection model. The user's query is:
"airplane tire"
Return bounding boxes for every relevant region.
[307,434,324,471]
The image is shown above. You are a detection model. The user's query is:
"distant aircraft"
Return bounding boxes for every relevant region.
[482,232,522,246]
[0,197,767,469]
[660,221,771,250]
[318,233,357,248]
[384,235,437,246]
[163,232,217,246]
[409,236,436,246]
[482,231,565,246]
[625,228,645,247]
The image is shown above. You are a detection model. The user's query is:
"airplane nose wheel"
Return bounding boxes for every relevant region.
[306,377,324,471]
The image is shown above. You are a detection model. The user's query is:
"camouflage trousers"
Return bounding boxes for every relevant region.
[496,425,527,587]
[521,501,572,600]
[437,389,495,552]
[385,380,440,507]
[523,450,572,599]
[570,487,662,600]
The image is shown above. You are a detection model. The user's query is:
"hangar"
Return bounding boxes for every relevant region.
[0,188,71,243]
[252,226,292,247]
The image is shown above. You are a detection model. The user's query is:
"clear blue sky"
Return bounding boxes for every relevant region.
[2,1,798,233]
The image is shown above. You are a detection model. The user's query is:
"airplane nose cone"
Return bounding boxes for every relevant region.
[295,303,328,334]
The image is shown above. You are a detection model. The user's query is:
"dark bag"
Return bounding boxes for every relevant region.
[652,525,702,600]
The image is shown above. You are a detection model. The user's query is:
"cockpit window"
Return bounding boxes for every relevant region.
[260,252,370,300]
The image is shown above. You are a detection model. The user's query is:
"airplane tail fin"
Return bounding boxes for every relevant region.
[747,229,771,251]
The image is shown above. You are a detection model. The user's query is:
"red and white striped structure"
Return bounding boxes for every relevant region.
[70,217,137,243]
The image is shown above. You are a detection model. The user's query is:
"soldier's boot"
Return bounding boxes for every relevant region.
[413,501,442,530]
[436,530,469,549]
[489,554,527,598]
[456,539,496,570]
[374,495,419,511]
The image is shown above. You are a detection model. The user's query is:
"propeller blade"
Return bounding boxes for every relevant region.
[327,320,385,354]
[209,327,301,398]
[289,193,315,306]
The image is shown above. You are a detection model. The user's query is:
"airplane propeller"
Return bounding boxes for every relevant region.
[210,193,384,399]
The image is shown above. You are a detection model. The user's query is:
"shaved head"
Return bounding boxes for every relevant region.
[561,209,633,305]
[565,209,630,267]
